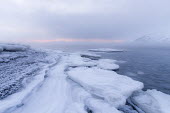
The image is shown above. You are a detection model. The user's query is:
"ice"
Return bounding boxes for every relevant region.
[0,51,59,113]
[67,67,144,107]
[89,48,124,52]
[97,59,119,71]
[2,49,169,113]
[125,72,137,77]
[0,44,29,52]
[0,68,47,113]
[137,71,144,75]
[130,89,170,113]
[64,103,87,113]
[63,82,91,113]
[67,53,97,67]
[0,49,51,99]
[85,98,121,113]
[66,79,122,113]
[119,105,138,113]
[10,58,70,113]
[79,52,101,60]
[67,54,119,71]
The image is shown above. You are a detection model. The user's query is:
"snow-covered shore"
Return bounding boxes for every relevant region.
[0,44,170,113]
[0,43,29,52]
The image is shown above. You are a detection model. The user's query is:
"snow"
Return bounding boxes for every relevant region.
[0,49,51,99]
[1,46,169,113]
[130,90,170,113]
[0,50,59,113]
[89,48,124,52]
[10,56,71,113]
[64,103,86,113]
[97,59,119,71]
[134,34,170,45]
[0,68,47,113]
[67,67,144,108]
[0,44,29,52]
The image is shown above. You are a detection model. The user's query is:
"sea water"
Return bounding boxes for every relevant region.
[99,47,170,94]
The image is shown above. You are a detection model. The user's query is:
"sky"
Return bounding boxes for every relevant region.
[0,0,170,45]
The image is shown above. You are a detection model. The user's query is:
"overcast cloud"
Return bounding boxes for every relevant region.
[0,0,170,43]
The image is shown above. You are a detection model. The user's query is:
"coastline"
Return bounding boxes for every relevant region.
[0,45,169,113]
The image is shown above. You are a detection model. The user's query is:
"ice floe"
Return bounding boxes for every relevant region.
[85,98,121,113]
[130,89,170,113]
[67,53,97,67]
[89,48,124,52]
[67,67,144,108]
[66,79,122,113]
[97,59,119,71]
[137,71,144,75]
[79,52,101,60]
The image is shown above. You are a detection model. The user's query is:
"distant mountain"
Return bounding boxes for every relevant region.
[134,34,170,45]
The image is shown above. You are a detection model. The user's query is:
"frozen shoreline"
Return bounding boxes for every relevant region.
[0,45,169,113]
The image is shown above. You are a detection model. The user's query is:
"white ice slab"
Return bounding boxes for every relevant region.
[67,54,97,67]
[68,67,143,107]
[131,89,170,113]
[66,79,122,113]
[85,98,121,113]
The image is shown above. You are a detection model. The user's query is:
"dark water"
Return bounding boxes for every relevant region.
[99,48,170,94]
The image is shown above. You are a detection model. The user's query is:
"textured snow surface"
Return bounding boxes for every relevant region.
[89,48,124,52]
[0,48,168,113]
[0,49,53,99]
[130,90,170,113]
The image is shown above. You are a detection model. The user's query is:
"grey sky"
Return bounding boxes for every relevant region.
[0,0,170,43]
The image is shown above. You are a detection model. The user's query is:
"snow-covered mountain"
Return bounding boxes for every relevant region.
[134,34,170,44]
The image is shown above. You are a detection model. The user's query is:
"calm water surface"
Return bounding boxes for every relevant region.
[99,48,170,94]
